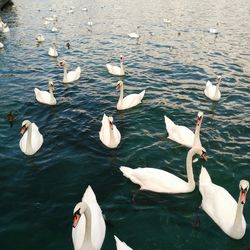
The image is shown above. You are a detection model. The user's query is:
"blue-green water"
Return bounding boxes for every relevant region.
[0,0,250,249]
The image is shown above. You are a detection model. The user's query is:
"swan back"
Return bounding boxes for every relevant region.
[114,235,133,250]
[199,167,247,239]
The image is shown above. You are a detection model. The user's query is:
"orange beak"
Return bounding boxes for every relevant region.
[201,152,207,161]
[240,191,247,204]
[73,213,81,228]
[109,121,113,130]
[20,126,26,135]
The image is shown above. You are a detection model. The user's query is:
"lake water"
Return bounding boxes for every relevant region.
[0,0,250,249]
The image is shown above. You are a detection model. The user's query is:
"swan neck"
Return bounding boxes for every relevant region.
[119,84,124,102]
[193,121,201,147]
[81,202,93,249]
[63,64,68,82]
[186,148,196,189]
[120,61,124,73]
[232,196,244,234]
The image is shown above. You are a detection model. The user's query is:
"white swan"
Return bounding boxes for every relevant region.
[164,113,201,148]
[99,114,121,149]
[209,28,218,34]
[199,167,249,239]
[1,23,10,33]
[106,55,125,76]
[120,112,207,193]
[19,120,44,155]
[204,75,222,101]
[72,186,106,250]
[48,43,58,57]
[128,26,140,39]
[114,235,133,250]
[115,80,145,110]
[59,60,81,83]
[36,34,45,43]
[51,27,58,32]
[0,42,4,48]
[34,79,57,105]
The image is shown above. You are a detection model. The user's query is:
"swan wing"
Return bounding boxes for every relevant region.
[120,166,190,193]
[67,67,81,82]
[199,167,244,236]
[120,91,145,109]
[204,81,216,98]
[99,114,111,147]
[106,64,124,76]
[34,88,51,104]
[30,123,44,153]
[114,235,133,250]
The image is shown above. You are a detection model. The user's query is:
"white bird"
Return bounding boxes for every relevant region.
[128,26,140,39]
[120,112,207,193]
[106,55,125,76]
[199,167,249,239]
[204,75,222,101]
[1,23,10,33]
[48,43,58,57]
[36,34,45,43]
[99,114,121,149]
[0,42,4,48]
[34,79,57,105]
[51,27,58,32]
[164,113,201,148]
[19,120,44,155]
[72,186,106,250]
[209,28,218,34]
[59,60,81,83]
[163,18,171,24]
[115,80,145,110]
[114,235,133,250]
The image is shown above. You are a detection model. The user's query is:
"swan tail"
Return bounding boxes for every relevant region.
[120,166,134,178]
[34,88,40,95]
[206,80,212,88]
[199,167,212,185]
[83,185,97,202]
[164,115,175,135]
[139,90,145,100]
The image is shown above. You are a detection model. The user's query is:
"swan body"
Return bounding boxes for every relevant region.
[99,114,121,149]
[19,120,43,155]
[204,76,222,101]
[51,27,58,32]
[0,42,4,48]
[115,80,145,110]
[163,19,171,24]
[48,43,58,57]
[72,186,106,250]
[209,28,218,34]
[1,23,10,33]
[34,79,57,105]
[36,34,45,43]
[199,167,249,239]
[164,115,195,148]
[106,55,125,76]
[59,60,81,83]
[120,112,206,193]
[114,235,133,250]
[128,26,140,39]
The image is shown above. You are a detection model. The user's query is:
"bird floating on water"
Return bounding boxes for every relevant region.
[48,43,58,57]
[204,75,222,101]
[106,55,125,76]
[36,34,45,43]
[59,60,81,83]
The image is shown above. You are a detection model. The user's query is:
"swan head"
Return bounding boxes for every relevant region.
[239,180,249,204]
[120,55,124,62]
[48,79,54,91]
[216,75,222,84]
[58,60,66,67]
[108,116,114,130]
[73,202,82,228]
[20,120,31,135]
[115,80,123,91]
[196,111,203,127]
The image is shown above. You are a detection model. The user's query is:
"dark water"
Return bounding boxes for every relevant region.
[0,0,250,249]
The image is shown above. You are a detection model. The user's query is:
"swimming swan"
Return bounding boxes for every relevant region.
[106,55,125,76]
[59,60,81,83]
[128,26,140,39]
[99,114,121,149]
[19,120,44,155]
[204,75,222,101]
[164,114,197,148]
[34,79,57,105]
[199,167,249,239]
[114,235,133,250]
[115,80,145,110]
[36,34,45,43]
[72,186,106,250]
[120,112,207,193]
[48,43,58,57]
